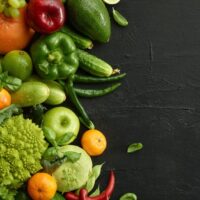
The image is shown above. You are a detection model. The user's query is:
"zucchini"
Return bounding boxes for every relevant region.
[77,49,114,77]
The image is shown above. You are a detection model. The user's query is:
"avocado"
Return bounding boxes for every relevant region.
[67,0,111,43]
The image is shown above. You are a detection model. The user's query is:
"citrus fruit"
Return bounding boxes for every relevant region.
[81,129,107,156]
[27,173,57,200]
[103,0,120,5]
[2,50,32,80]
[0,88,11,109]
[0,6,35,54]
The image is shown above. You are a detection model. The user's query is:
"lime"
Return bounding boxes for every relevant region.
[103,0,120,5]
[2,50,32,81]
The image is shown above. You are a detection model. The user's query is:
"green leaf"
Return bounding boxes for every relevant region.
[63,151,81,163]
[52,192,65,200]
[119,193,137,200]
[112,8,129,27]
[25,104,47,125]
[0,72,22,91]
[77,163,104,194]
[56,132,74,146]
[90,186,100,197]
[42,126,57,147]
[85,174,96,193]
[0,104,22,124]
[42,147,58,161]
[92,163,104,179]
[127,143,143,153]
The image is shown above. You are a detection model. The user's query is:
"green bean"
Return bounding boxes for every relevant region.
[74,83,121,98]
[65,77,95,129]
[112,8,129,27]
[73,73,126,83]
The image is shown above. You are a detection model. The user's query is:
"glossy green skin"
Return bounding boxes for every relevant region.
[42,107,80,144]
[30,32,79,80]
[43,80,66,105]
[27,76,66,105]
[67,0,111,43]
[11,81,50,107]
[2,50,32,81]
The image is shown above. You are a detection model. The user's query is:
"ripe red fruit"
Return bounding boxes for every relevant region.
[27,0,66,33]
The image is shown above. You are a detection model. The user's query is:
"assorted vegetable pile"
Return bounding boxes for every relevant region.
[0,0,139,199]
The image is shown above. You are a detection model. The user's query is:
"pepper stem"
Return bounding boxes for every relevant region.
[48,51,62,63]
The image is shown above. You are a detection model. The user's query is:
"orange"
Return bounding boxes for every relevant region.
[0,6,35,54]
[0,88,11,109]
[81,129,107,156]
[27,173,57,200]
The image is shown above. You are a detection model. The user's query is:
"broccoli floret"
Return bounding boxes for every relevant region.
[0,115,48,198]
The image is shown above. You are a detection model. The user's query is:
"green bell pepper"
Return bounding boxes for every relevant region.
[30,32,79,80]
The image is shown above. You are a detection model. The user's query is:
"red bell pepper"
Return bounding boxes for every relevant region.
[65,170,115,200]
[27,0,66,33]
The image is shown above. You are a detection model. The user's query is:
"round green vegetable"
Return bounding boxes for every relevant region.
[52,145,93,192]
[0,115,48,199]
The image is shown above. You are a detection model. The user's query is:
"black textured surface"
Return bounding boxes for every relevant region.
[80,0,200,199]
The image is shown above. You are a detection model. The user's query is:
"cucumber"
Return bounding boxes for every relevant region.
[67,0,111,43]
[27,76,66,105]
[77,49,113,77]
[11,82,50,107]
[43,80,66,105]
[60,26,93,49]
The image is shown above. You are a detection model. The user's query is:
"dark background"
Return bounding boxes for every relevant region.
[80,0,200,199]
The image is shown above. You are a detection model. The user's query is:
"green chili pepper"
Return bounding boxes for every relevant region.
[73,73,126,83]
[119,193,137,200]
[112,8,129,27]
[65,77,95,129]
[30,32,79,80]
[74,83,121,98]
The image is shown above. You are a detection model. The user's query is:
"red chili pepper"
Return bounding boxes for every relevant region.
[65,171,115,200]
[27,0,66,33]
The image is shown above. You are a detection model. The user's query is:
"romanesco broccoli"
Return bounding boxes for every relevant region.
[0,115,48,200]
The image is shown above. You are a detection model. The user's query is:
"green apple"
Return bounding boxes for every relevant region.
[42,107,80,144]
